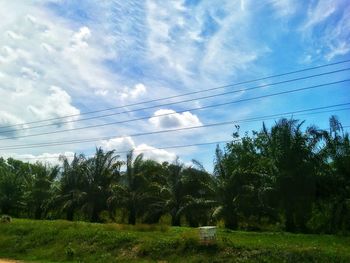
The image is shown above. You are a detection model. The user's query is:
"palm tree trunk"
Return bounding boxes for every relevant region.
[34,207,42,219]
[128,207,136,225]
[285,207,296,232]
[91,205,100,222]
[67,208,74,221]
[225,214,238,229]
[1,204,10,215]
[171,214,181,226]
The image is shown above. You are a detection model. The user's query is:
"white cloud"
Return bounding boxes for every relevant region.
[6,30,24,40]
[2,151,74,165]
[240,0,245,11]
[71,26,91,49]
[0,0,272,169]
[134,143,176,163]
[300,0,350,60]
[99,136,176,163]
[149,109,202,129]
[303,0,337,29]
[94,89,109,96]
[0,1,122,140]
[27,86,80,128]
[21,66,40,80]
[120,83,147,100]
[325,41,350,60]
[144,0,267,86]
[0,8,79,128]
[100,137,135,152]
[268,0,298,17]
[0,111,26,137]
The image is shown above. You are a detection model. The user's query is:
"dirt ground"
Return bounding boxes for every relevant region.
[0,260,21,263]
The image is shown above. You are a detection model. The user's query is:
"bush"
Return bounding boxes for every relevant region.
[99,210,113,223]
[105,223,169,232]
[65,242,75,259]
[0,215,12,223]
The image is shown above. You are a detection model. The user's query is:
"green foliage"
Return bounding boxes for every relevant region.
[0,219,350,262]
[0,116,349,234]
[0,215,12,223]
[108,151,158,225]
[64,242,75,259]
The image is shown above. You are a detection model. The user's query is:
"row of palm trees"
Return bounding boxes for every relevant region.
[0,116,349,233]
[0,148,214,226]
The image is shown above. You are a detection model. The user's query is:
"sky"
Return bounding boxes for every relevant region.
[0,0,349,171]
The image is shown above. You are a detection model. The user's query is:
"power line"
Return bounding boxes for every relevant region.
[2,140,236,161]
[1,67,349,134]
[1,59,350,129]
[2,105,349,150]
[0,79,348,141]
[1,103,349,150]
[4,124,350,161]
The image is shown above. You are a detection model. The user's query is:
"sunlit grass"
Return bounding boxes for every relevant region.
[0,219,349,262]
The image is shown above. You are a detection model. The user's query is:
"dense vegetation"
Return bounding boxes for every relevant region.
[1,219,350,262]
[0,116,349,234]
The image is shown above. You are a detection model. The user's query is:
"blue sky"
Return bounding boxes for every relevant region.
[0,0,349,170]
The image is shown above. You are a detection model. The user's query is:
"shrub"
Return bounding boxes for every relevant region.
[99,210,113,223]
[0,215,12,223]
[105,223,169,232]
[65,242,75,259]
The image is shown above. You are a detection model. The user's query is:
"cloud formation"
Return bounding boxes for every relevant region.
[27,86,80,128]
[0,111,26,137]
[120,83,147,100]
[149,109,202,129]
[301,0,350,61]
[2,151,75,165]
[0,0,349,171]
[99,136,176,163]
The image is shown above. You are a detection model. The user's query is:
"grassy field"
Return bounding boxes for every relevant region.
[0,219,349,262]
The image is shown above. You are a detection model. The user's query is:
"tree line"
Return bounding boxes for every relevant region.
[0,116,349,234]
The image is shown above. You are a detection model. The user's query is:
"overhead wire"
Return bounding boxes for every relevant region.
[3,140,236,160]
[1,67,349,134]
[0,79,349,141]
[6,125,350,161]
[1,103,349,151]
[1,59,350,129]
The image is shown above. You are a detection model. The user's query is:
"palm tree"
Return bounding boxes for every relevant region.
[150,159,213,226]
[28,162,59,219]
[318,116,350,232]
[0,158,31,216]
[260,118,320,232]
[85,148,122,222]
[57,154,88,221]
[181,161,214,226]
[212,132,278,230]
[0,161,25,215]
[212,145,241,229]
[108,151,154,225]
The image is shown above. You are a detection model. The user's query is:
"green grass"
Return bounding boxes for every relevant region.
[0,219,349,262]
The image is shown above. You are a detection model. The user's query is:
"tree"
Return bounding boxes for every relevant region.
[57,154,88,221]
[317,116,350,232]
[108,151,153,225]
[259,119,320,232]
[85,148,122,222]
[152,159,207,226]
[0,160,24,215]
[27,162,59,219]
[0,158,31,216]
[212,145,240,229]
[181,160,214,227]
